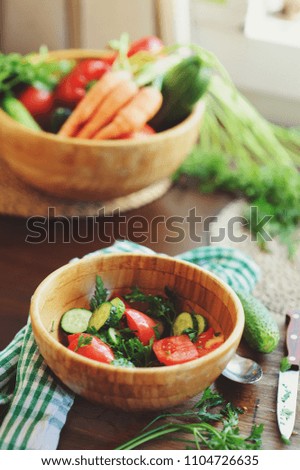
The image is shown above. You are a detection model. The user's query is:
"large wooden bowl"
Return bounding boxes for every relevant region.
[0,49,205,201]
[30,253,244,411]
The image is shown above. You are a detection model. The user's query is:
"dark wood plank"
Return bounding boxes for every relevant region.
[0,184,298,450]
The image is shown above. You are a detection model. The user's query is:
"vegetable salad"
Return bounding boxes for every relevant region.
[60,275,224,368]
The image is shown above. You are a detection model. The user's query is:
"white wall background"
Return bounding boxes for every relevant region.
[190,0,300,125]
[0,0,299,125]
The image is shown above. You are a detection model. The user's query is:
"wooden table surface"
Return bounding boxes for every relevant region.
[0,183,299,450]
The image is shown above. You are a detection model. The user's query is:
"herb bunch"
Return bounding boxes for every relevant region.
[116,388,263,450]
[173,47,300,254]
[0,48,73,95]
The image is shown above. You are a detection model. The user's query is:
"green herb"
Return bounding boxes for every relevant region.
[89,275,108,311]
[116,336,155,368]
[280,357,292,372]
[124,286,177,332]
[182,327,199,342]
[116,388,263,450]
[0,48,73,94]
[173,48,300,254]
[281,387,291,403]
[75,334,92,351]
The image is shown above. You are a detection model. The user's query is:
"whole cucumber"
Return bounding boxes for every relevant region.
[237,290,280,353]
[1,95,41,131]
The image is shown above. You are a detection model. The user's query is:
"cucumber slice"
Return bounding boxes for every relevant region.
[60,308,92,334]
[110,297,125,321]
[173,312,193,336]
[88,301,112,331]
[107,327,121,346]
[193,314,207,335]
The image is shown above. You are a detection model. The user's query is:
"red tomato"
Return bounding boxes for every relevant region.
[68,334,114,364]
[128,36,164,57]
[194,327,215,348]
[74,59,110,82]
[19,86,54,117]
[55,73,86,107]
[153,335,199,366]
[118,124,156,140]
[125,308,157,345]
[195,328,224,358]
[55,59,110,106]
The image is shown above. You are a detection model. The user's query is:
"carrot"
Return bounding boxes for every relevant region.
[76,79,138,139]
[92,86,163,140]
[58,70,131,137]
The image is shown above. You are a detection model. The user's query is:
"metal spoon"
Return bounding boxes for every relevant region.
[222,353,263,384]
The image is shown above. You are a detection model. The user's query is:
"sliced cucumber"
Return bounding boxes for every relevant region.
[107,327,121,346]
[110,297,125,322]
[88,301,112,331]
[173,312,194,336]
[193,314,207,335]
[60,308,92,334]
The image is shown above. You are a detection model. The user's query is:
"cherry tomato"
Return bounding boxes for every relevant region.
[55,59,110,107]
[68,333,114,364]
[55,73,86,107]
[153,335,199,366]
[128,36,164,57]
[118,124,156,140]
[124,308,158,345]
[19,86,54,117]
[74,59,110,82]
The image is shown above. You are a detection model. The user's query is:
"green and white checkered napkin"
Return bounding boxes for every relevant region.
[0,240,260,450]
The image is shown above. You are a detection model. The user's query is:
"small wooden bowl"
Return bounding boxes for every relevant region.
[30,253,244,411]
[0,49,205,201]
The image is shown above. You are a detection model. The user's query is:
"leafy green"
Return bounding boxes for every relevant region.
[0,49,73,94]
[89,275,108,311]
[171,46,300,253]
[116,388,263,450]
[124,286,177,333]
[75,334,92,351]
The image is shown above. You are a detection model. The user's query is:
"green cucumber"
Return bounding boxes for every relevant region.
[173,312,207,336]
[88,301,112,331]
[50,107,72,133]
[173,312,193,336]
[149,55,210,131]
[194,314,207,335]
[60,308,92,334]
[237,291,280,353]
[110,297,125,321]
[1,95,41,131]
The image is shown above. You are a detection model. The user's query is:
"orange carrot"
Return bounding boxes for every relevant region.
[58,70,131,137]
[92,86,163,140]
[76,79,138,139]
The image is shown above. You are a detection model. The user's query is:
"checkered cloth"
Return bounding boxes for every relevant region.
[0,240,260,450]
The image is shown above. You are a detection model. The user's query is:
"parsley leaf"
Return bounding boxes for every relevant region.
[90,275,108,311]
[75,334,93,351]
[116,387,264,450]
